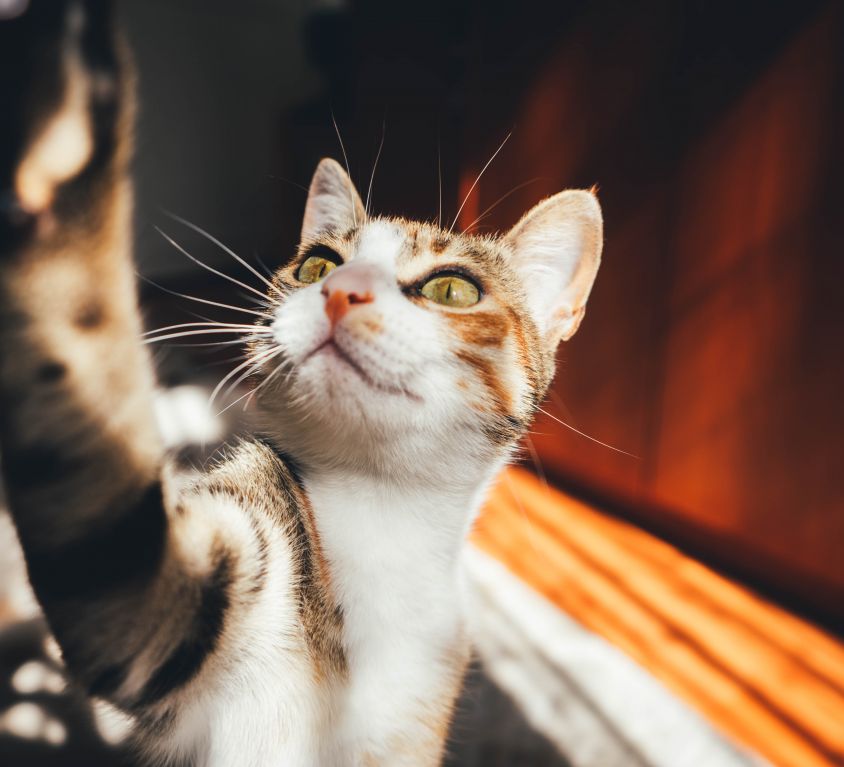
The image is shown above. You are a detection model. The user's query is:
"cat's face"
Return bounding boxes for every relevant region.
[253,159,602,477]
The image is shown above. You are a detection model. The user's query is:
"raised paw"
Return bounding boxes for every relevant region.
[0,0,125,245]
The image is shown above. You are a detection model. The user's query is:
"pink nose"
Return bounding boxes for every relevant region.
[321,262,379,328]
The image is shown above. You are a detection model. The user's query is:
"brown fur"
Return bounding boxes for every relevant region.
[0,5,601,763]
[455,349,513,416]
[450,310,510,348]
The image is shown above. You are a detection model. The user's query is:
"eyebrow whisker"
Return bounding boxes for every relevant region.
[463,177,544,234]
[365,119,386,216]
[331,110,357,227]
[450,131,511,234]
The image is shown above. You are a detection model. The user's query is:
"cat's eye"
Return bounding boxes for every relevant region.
[297,254,338,283]
[420,275,480,307]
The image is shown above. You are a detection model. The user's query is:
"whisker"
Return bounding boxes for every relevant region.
[217,354,287,417]
[220,347,284,402]
[162,211,284,298]
[437,133,443,228]
[184,309,226,325]
[249,354,293,402]
[331,110,357,226]
[197,352,254,369]
[143,321,262,337]
[237,290,271,309]
[522,433,549,489]
[137,273,271,319]
[536,406,639,459]
[254,253,276,279]
[450,131,511,233]
[143,328,271,345]
[547,388,578,426]
[365,119,386,216]
[267,173,310,194]
[243,364,280,410]
[207,346,280,412]
[149,339,255,350]
[155,227,270,304]
[463,177,543,234]
[217,385,264,417]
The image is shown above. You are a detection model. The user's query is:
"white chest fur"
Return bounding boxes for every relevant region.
[306,473,480,765]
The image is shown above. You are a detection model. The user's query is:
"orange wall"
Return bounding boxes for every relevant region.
[458,1,844,625]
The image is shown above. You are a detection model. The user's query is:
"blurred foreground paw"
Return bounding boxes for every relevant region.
[0,0,122,237]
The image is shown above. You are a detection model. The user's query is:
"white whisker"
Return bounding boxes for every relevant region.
[142,328,271,345]
[450,132,511,233]
[155,227,271,304]
[331,111,357,226]
[216,387,258,417]
[163,211,284,298]
[250,354,293,402]
[463,177,543,233]
[536,406,639,459]
[365,120,386,216]
[437,133,443,228]
[207,346,280,412]
[217,367,282,417]
[159,339,256,350]
[221,347,284,403]
[143,321,263,337]
[522,433,549,489]
[137,273,271,319]
[254,253,276,279]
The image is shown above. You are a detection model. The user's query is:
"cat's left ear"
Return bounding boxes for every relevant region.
[505,189,603,345]
[301,158,366,242]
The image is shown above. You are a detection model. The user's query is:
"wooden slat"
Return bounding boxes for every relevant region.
[472,468,844,767]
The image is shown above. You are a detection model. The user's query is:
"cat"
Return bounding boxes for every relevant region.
[0,2,602,765]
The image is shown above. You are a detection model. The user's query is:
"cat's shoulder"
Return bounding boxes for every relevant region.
[184,436,307,520]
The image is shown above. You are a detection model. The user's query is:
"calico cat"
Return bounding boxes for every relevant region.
[0,2,602,765]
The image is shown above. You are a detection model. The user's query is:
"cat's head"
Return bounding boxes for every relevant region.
[254,158,601,478]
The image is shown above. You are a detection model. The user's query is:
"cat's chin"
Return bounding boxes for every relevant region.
[301,338,423,404]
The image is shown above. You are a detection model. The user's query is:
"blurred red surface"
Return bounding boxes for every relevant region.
[459,0,844,626]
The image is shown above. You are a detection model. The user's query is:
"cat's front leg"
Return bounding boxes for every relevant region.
[0,0,166,574]
[0,0,171,681]
[0,5,269,734]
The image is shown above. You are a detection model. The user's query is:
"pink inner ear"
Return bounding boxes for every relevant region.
[301,158,366,242]
[505,190,603,340]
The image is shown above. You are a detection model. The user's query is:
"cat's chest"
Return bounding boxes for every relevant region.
[330,572,464,765]
[306,478,466,626]
[307,479,468,760]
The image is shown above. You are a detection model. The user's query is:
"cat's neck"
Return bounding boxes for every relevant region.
[300,466,493,754]
[302,464,496,638]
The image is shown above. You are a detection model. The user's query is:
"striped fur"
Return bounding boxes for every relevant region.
[0,3,602,765]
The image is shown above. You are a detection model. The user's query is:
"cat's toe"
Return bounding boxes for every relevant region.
[0,0,123,225]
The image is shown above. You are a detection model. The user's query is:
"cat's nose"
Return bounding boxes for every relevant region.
[321,262,378,328]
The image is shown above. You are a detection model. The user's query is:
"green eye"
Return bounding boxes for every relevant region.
[420,274,480,307]
[297,255,338,283]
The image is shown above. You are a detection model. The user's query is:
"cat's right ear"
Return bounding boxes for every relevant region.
[505,189,603,347]
[301,158,366,242]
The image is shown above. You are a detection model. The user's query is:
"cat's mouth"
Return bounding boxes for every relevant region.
[306,339,422,402]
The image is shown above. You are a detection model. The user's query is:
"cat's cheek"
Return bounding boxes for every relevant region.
[271,289,331,364]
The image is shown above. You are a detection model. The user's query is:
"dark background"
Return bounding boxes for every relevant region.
[0,1,841,764]
[124,0,844,631]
